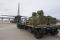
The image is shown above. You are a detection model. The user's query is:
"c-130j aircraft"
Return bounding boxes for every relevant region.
[0,3,27,23]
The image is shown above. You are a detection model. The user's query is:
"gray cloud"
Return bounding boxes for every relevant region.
[0,0,60,19]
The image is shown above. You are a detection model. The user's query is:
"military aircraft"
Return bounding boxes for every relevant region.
[0,3,27,23]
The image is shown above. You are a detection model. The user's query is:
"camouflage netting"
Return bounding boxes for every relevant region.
[27,10,57,26]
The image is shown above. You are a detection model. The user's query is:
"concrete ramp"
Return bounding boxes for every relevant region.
[0,24,60,40]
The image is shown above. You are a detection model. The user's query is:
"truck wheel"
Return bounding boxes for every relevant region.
[34,34,40,39]
[24,26,28,30]
[28,27,32,33]
[34,32,43,39]
[34,30,44,39]
[21,25,25,29]
[50,30,59,35]
[17,24,20,29]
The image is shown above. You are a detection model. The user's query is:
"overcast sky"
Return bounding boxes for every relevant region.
[0,0,60,19]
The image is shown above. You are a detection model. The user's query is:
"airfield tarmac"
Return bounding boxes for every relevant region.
[0,23,60,40]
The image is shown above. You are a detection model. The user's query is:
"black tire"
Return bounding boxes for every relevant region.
[34,32,43,39]
[17,24,21,29]
[21,25,25,29]
[33,29,44,39]
[50,30,59,35]
[28,27,32,33]
[24,26,28,30]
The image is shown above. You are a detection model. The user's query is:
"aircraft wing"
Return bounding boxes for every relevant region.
[0,17,14,19]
